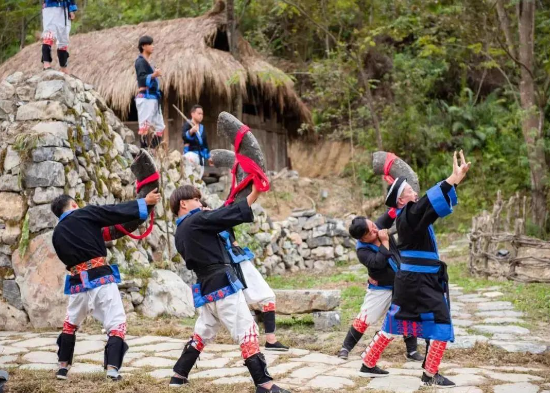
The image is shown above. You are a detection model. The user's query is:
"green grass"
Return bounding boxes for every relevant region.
[266,270,364,289]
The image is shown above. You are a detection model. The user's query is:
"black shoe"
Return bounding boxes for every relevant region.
[406,351,424,362]
[169,376,189,388]
[256,384,292,393]
[421,372,456,388]
[358,364,389,378]
[337,348,349,360]
[56,368,69,380]
[265,341,289,352]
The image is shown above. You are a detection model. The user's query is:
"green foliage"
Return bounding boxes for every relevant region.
[18,213,30,257]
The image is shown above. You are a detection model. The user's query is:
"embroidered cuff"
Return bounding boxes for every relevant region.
[137,198,148,220]
[427,183,453,218]
[146,74,154,88]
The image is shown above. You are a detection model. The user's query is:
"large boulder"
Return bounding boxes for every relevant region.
[0,192,26,222]
[12,231,67,328]
[0,300,30,331]
[139,270,194,318]
[252,289,341,315]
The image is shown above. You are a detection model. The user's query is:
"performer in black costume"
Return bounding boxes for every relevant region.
[357,151,471,388]
[337,211,423,362]
[168,185,289,393]
[51,189,161,381]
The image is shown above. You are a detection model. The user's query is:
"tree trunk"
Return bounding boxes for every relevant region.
[495,0,516,59]
[227,0,243,119]
[19,17,26,50]
[358,68,383,150]
[517,1,548,228]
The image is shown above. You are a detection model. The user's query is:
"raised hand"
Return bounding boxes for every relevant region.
[447,150,471,185]
[145,188,161,205]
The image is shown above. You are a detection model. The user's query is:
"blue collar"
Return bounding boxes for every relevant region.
[59,209,75,222]
[176,208,201,227]
[356,241,379,251]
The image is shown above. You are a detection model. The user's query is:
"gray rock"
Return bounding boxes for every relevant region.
[0,100,14,119]
[35,80,74,106]
[0,300,30,331]
[16,100,64,121]
[32,147,74,163]
[16,85,35,101]
[311,246,334,260]
[130,292,144,306]
[0,175,21,192]
[207,182,225,193]
[306,236,332,248]
[303,214,325,230]
[2,280,23,310]
[0,81,15,100]
[312,224,328,238]
[488,340,548,354]
[24,161,65,188]
[313,311,341,331]
[0,253,11,268]
[139,270,195,318]
[482,317,525,325]
[31,121,69,140]
[334,244,345,257]
[472,325,530,335]
[33,187,64,204]
[291,208,316,218]
[258,289,340,314]
[477,301,514,311]
[494,383,540,393]
[0,192,26,222]
[6,71,23,84]
[475,310,524,318]
[3,146,20,172]
[28,204,57,233]
[447,335,488,349]
[254,232,272,245]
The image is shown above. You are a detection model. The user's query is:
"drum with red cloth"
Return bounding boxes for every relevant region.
[102,149,159,241]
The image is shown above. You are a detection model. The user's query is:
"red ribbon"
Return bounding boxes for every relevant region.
[114,210,155,240]
[136,172,160,193]
[224,125,270,206]
[382,152,398,184]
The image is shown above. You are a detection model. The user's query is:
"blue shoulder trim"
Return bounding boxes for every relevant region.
[58,209,75,223]
[137,199,148,220]
[176,208,201,227]
[356,241,378,251]
[69,4,78,12]
[426,183,453,218]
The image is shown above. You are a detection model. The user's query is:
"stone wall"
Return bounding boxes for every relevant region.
[242,207,356,276]
[0,71,204,330]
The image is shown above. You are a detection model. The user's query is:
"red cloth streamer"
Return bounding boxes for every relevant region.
[114,210,155,240]
[136,172,160,193]
[382,152,398,184]
[224,125,270,206]
[108,171,160,241]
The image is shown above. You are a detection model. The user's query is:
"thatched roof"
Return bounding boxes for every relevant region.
[0,1,310,123]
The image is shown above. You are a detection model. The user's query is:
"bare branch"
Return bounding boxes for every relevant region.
[495,0,517,58]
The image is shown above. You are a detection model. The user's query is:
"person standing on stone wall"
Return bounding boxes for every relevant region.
[200,199,289,352]
[41,0,77,73]
[168,185,290,393]
[182,105,212,179]
[135,35,165,149]
[337,212,425,364]
[50,189,161,381]
[357,151,471,387]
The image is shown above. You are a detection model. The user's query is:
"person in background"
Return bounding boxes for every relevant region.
[182,105,212,178]
[41,0,77,73]
[135,35,165,149]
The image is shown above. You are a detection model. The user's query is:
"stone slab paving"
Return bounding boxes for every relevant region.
[1,283,549,391]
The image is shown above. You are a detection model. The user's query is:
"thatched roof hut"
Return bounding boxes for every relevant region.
[0,1,310,171]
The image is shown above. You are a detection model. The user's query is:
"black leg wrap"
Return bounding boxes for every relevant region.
[57,49,69,68]
[421,339,431,369]
[343,327,363,351]
[403,334,418,354]
[104,336,129,370]
[263,311,276,334]
[57,333,76,365]
[173,344,201,378]
[42,44,52,63]
[245,353,273,387]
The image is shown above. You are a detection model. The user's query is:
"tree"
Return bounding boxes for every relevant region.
[226,0,243,119]
[495,0,549,229]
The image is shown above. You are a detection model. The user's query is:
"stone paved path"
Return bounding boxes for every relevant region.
[1,282,548,391]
